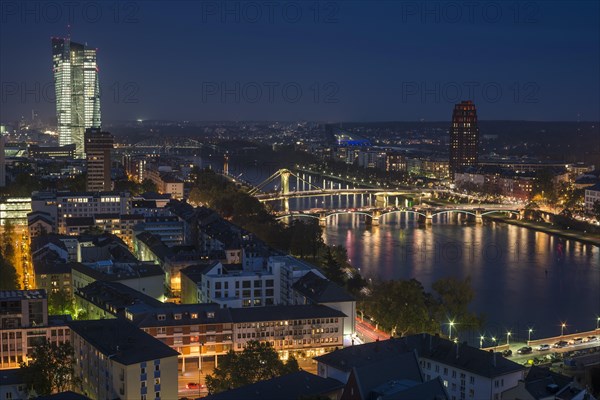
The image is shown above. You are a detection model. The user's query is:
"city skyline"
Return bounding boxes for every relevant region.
[1,1,599,122]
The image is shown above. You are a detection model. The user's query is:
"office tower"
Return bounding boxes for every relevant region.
[0,134,5,187]
[449,100,479,179]
[85,128,113,191]
[52,37,101,157]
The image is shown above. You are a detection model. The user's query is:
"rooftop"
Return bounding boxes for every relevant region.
[315,334,525,379]
[0,289,47,300]
[229,304,346,323]
[202,370,344,400]
[68,318,179,365]
[292,271,355,303]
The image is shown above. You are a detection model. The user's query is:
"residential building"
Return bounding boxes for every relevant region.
[52,37,101,157]
[584,183,600,212]
[69,318,179,400]
[84,128,114,192]
[449,100,479,179]
[292,271,356,337]
[230,305,345,359]
[0,369,27,400]
[33,261,72,296]
[0,290,71,369]
[500,366,593,400]
[315,335,526,400]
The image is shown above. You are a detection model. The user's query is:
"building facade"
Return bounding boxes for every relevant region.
[84,128,114,191]
[449,100,479,179]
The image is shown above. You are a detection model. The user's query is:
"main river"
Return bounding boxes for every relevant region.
[322,213,600,342]
[210,160,600,342]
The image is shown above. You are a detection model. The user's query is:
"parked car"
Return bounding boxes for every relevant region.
[584,336,597,343]
[186,383,199,390]
[569,338,583,345]
[502,349,513,357]
[553,340,568,348]
[517,346,533,354]
[537,344,550,351]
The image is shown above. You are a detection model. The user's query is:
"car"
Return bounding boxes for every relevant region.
[537,344,550,351]
[185,383,199,390]
[517,346,533,354]
[569,338,583,345]
[502,349,512,357]
[553,340,568,348]
[584,336,597,343]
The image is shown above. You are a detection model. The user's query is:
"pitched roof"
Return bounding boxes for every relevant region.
[292,271,355,303]
[348,351,423,400]
[68,318,179,365]
[315,335,525,379]
[203,370,344,400]
[381,377,449,400]
[522,366,573,399]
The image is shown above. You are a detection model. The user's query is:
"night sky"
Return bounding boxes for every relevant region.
[1,1,598,122]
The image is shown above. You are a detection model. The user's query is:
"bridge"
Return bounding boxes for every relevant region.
[248,168,439,212]
[275,205,522,226]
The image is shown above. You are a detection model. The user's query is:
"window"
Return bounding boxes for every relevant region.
[155,392,160,399]
[155,378,160,385]
[470,376,475,384]
[242,281,251,288]
[141,381,147,388]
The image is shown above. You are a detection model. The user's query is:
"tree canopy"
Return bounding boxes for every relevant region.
[205,341,300,394]
[19,339,79,396]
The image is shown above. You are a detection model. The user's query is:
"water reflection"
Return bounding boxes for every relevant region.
[322,213,600,339]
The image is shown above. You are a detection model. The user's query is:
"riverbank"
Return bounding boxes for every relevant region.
[485,215,600,247]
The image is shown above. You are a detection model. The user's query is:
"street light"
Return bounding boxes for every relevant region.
[448,320,455,341]
[491,337,497,351]
[561,323,566,336]
[506,331,511,345]
[597,317,600,330]
[528,329,533,342]
[479,335,485,349]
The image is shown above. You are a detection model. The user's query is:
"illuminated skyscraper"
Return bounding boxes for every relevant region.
[0,134,5,187]
[52,37,101,157]
[449,100,479,179]
[85,128,113,192]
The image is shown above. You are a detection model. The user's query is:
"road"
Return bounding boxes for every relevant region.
[355,317,390,343]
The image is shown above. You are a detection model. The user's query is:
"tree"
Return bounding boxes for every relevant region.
[363,279,438,336]
[48,289,75,316]
[321,247,345,285]
[431,276,484,333]
[141,178,158,193]
[188,187,204,206]
[594,201,600,222]
[0,249,19,290]
[19,339,79,396]
[205,341,300,394]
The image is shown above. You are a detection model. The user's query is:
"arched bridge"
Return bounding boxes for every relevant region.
[275,205,522,226]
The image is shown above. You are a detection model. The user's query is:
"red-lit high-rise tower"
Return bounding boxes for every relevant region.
[449,100,479,179]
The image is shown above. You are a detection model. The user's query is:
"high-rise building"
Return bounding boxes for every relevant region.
[0,134,5,187]
[52,37,101,157]
[84,128,113,191]
[449,100,479,179]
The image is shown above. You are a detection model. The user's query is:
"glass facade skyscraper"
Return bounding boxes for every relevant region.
[52,37,101,157]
